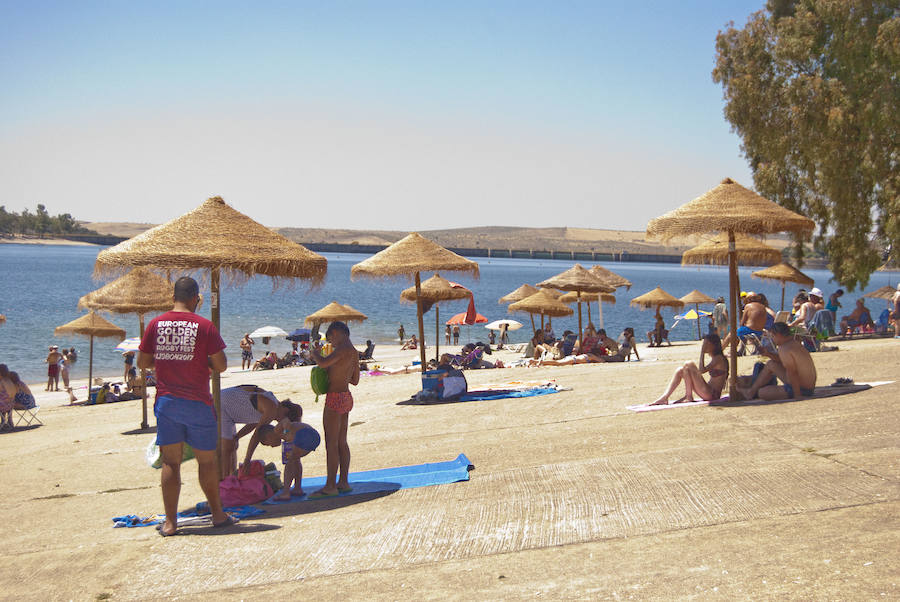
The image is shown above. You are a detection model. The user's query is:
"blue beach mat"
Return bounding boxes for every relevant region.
[459,386,561,402]
[112,504,265,528]
[262,453,474,505]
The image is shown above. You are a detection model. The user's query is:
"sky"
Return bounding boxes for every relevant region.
[0,1,765,232]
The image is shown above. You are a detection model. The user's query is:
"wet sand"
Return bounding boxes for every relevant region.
[1,338,897,599]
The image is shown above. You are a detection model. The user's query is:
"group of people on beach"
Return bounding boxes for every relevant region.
[138,276,361,536]
[43,345,78,402]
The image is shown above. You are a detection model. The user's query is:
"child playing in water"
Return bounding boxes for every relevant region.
[258,411,321,500]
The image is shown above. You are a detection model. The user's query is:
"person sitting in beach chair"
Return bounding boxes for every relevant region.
[839,299,874,337]
[252,351,278,371]
[358,340,375,360]
[647,313,670,347]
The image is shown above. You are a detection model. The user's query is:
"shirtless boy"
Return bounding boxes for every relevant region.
[309,321,360,498]
[740,322,817,401]
[45,345,62,391]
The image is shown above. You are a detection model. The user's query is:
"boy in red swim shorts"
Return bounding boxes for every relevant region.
[308,321,360,498]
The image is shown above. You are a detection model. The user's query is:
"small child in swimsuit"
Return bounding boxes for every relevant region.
[262,416,321,500]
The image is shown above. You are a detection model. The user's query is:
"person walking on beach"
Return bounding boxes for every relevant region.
[452,325,460,345]
[138,276,234,536]
[239,333,254,370]
[45,345,62,391]
[308,321,360,498]
[445,324,451,345]
[397,323,406,344]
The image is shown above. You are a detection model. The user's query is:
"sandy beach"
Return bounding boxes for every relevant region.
[1,336,897,600]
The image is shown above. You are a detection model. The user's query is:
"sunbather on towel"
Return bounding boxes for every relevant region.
[739,322,817,401]
[650,333,727,405]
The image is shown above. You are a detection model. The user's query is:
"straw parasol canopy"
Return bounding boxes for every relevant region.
[305,301,369,326]
[55,312,126,403]
[94,196,327,284]
[93,196,328,475]
[401,274,471,361]
[77,266,173,429]
[589,265,632,289]
[630,287,685,311]
[508,289,574,334]
[682,232,782,267]
[751,262,815,310]
[679,290,716,340]
[863,285,896,301]
[351,233,479,372]
[498,284,539,304]
[558,291,616,329]
[537,264,615,342]
[647,178,815,400]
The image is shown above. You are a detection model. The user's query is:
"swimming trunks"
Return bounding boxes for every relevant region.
[292,425,321,452]
[325,391,353,414]
[242,349,252,361]
[154,394,218,451]
[48,364,59,377]
[783,384,815,399]
[736,325,763,338]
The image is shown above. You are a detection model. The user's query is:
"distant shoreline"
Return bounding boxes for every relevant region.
[0,235,95,247]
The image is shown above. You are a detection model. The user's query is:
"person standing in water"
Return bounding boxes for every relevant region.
[308,321,360,498]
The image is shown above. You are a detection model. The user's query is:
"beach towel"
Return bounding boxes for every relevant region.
[459,385,561,401]
[262,453,473,505]
[112,504,264,528]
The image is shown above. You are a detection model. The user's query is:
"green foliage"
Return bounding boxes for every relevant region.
[0,204,97,237]
[714,1,900,290]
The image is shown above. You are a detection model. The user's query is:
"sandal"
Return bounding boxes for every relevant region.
[212,515,239,528]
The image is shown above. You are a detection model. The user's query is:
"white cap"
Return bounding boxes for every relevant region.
[810,287,823,298]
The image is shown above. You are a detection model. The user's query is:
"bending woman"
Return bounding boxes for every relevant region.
[650,333,727,405]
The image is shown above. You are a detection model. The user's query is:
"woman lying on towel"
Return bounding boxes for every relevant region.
[649,333,727,405]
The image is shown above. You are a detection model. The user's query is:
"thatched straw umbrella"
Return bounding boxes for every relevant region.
[679,290,716,340]
[647,178,815,398]
[401,274,471,361]
[863,285,895,301]
[508,289,573,333]
[630,287,685,314]
[588,265,631,329]
[752,262,815,310]
[94,196,327,472]
[54,312,126,403]
[351,233,479,372]
[682,232,782,267]
[305,301,369,327]
[498,284,540,331]
[537,264,614,344]
[558,291,616,327]
[78,267,173,428]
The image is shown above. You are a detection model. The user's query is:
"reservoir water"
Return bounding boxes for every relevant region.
[1,243,896,384]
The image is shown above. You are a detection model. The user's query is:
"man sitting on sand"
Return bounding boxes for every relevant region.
[739,322,817,401]
[839,299,874,336]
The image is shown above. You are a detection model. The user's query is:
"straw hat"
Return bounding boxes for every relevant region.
[350,233,479,280]
[400,274,471,303]
[646,178,816,240]
[630,287,685,310]
[507,289,574,318]
[498,284,539,304]
[751,262,814,287]
[558,291,616,304]
[537,264,616,293]
[305,301,368,326]
[679,290,716,305]
[94,196,327,284]
[78,267,173,315]
[55,311,126,338]
[588,265,632,289]
[681,232,781,266]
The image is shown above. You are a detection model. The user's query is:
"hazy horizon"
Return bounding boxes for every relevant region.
[1,1,760,231]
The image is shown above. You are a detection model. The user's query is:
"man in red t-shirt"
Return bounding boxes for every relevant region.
[138,276,232,536]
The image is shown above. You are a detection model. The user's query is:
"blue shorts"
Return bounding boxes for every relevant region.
[293,425,321,452]
[154,394,218,451]
[783,384,815,399]
[737,326,763,338]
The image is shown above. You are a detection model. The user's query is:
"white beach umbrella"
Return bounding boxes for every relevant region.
[114,337,142,353]
[484,319,523,331]
[249,326,289,339]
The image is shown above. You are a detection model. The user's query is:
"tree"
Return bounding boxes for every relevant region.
[713,1,900,289]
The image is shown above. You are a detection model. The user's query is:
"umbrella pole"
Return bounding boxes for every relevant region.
[597,300,604,329]
[541,314,545,330]
[415,272,426,373]
[87,335,94,402]
[435,305,440,363]
[781,283,785,312]
[530,313,535,334]
[211,269,223,479]
[727,231,741,400]
[140,315,148,429]
[576,292,583,346]
[695,303,701,340]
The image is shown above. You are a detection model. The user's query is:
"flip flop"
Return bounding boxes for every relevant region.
[337,486,353,494]
[156,524,181,537]
[308,490,339,499]
[212,515,239,529]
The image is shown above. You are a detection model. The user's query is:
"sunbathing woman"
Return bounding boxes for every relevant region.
[597,327,639,362]
[649,333,727,405]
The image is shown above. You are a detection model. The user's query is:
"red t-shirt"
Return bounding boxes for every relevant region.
[139,310,226,405]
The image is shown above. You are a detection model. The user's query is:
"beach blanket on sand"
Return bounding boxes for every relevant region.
[262,453,473,505]
[112,504,264,528]
[627,381,892,412]
[410,380,566,404]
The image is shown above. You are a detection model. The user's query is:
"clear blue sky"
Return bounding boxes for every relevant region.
[0,1,764,231]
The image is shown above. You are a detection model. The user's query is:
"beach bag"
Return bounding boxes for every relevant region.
[219,473,273,506]
[310,366,329,402]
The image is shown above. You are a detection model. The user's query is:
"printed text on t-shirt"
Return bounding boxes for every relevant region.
[155,320,199,361]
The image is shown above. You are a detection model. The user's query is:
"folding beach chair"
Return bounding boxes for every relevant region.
[14,405,42,427]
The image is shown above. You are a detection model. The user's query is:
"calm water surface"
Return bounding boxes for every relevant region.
[1,243,896,384]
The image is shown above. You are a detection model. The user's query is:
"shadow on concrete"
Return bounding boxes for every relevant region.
[256,485,400,518]
[122,426,156,436]
[186,522,282,536]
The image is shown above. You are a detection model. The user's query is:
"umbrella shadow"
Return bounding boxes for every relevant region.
[122,425,157,436]
[256,482,401,518]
